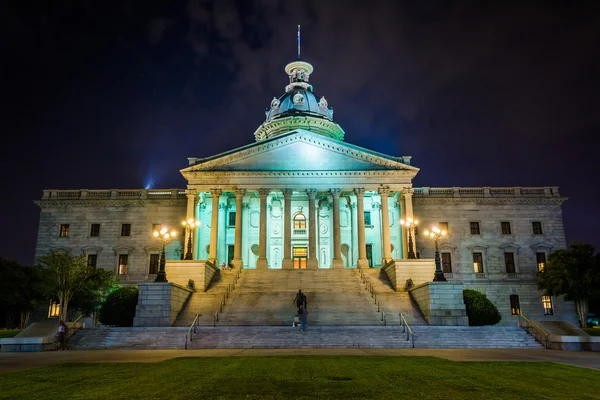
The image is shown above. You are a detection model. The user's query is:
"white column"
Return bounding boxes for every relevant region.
[355,188,369,268]
[208,189,221,265]
[403,189,414,259]
[331,189,343,268]
[349,198,358,267]
[232,189,245,269]
[282,189,293,269]
[307,189,318,269]
[379,187,392,265]
[257,189,270,269]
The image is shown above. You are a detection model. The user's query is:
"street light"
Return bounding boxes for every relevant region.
[153,227,177,283]
[182,219,200,260]
[400,217,418,259]
[423,226,448,282]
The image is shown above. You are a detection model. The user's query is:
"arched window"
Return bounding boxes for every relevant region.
[294,213,306,229]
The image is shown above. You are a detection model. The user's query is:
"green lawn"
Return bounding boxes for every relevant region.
[0,330,20,339]
[1,357,599,400]
[584,328,600,336]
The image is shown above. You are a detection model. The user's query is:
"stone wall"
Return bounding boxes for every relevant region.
[409,282,468,326]
[166,260,218,291]
[133,282,192,327]
[383,259,436,291]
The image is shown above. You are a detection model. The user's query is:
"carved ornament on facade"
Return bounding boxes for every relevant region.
[371,202,381,210]
[318,96,328,108]
[270,97,280,110]
[292,92,305,105]
[413,198,565,206]
[378,187,391,196]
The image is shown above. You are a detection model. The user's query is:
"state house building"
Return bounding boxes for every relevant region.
[34,57,576,324]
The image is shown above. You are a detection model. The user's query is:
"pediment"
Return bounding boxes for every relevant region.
[182,130,417,173]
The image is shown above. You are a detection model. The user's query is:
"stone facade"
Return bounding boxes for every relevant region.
[409,282,469,326]
[133,282,192,327]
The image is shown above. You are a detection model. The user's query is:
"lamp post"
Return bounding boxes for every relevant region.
[153,227,177,283]
[182,219,200,260]
[400,217,418,259]
[423,226,448,282]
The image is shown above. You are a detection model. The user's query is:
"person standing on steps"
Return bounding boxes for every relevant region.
[298,303,308,332]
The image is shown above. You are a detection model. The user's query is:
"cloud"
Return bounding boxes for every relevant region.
[146,18,172,45]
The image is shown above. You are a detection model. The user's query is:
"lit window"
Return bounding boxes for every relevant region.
[504,253,516,274]
[510,294,521,315]
[536,252,546,271]
[229,212,236,226]
[121,224,131,236]
[501,222,511,235]
[470,222,480,235]
[542,296,553,315]
[441,252,452,273]
[293,247,307,269]
[364,211,372,226]
[90,224,100,237]
[88,254,97,268]
[294,214,306,229]
[473,252,484,273]
[149,254,159,274]
[48,301,60,318]
[59,224,70,237]
[439,222,449,232]
[118,254,128,275]
[532,222,543,235]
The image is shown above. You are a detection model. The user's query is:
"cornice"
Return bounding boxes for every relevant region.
[186,170,415,178]
[413,197,567,206]
[35,199,186,208]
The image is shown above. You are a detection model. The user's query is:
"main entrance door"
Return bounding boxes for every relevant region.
[293,247,307,269]
[227,245,234,267]
[366,244,373,268]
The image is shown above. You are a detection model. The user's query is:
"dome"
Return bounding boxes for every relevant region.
[253,60,345,142]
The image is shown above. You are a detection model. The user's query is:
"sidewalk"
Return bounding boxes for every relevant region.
[1,348,600,374]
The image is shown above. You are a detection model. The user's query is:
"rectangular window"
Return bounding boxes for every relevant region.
[532,221,543,235]
[504,252,516,274]
[441,252,452,273]
[118,254,128,275]
[501,221,511,235]
[439,222,449,232]
[470,222,480,235]
[121,224,131,236]
[536,252,546,271]
[90,224,100,237]
[229,212,236,226]
[510,294,521,315]
[87,254,97,268]
[364,211,372,226]
[48,301,60,318]
[59,224,70,237]
[473,252,484,273]
[542,296,553,315]
[149,254,159,274]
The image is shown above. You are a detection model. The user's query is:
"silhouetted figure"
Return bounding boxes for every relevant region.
[298,304,308,332]
[57,320,67,350]
[294,289,307,312]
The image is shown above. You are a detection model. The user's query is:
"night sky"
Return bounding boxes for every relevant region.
[2,1,599,265]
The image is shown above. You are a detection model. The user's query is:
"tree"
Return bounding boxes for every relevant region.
[69,267,114,320]
[99,286,139,326]
[463,289,502,326]
[537,242,600,327]
[38,252,97,322]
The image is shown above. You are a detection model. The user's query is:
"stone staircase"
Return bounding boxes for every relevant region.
[218,269,382,326]
[69,326,543,350]
[172,268,240,327]
[361,268,428,326]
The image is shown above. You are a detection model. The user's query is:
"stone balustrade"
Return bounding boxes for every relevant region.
[41,188,187,200]
[413,186,561,198]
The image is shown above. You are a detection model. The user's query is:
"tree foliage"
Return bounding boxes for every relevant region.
[98,286,139,327]
[463,289,502,326]
[38,252,97,321]
[537,242,600,327]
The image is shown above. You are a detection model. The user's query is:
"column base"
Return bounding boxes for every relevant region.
[307,258,318,269]
[231,258,243,269]
[357,259,370,269]
[282,258,293,269]
[332,258,344,269]
[256,258,269,269]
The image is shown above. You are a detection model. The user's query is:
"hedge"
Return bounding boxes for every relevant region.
[99,286,139,327]
[463,289,502,326]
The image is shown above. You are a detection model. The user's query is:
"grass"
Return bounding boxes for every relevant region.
[584,327,600,336]
[0,330,20,339]
[0,356,599,400]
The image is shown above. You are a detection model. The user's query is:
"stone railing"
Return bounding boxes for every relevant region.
[413,186,561,198]
[41,189,186,200]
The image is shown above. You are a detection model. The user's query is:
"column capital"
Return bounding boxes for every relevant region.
[283,189,294,198]
[354,188,365,198]
[402,188,414,197]
[330,188,341,198]
[306,188,317,199]
[258,188,270,198]
[210,188,222,196]
[185,189,197,197]
[378,187,391,197]
[234,188,246,198]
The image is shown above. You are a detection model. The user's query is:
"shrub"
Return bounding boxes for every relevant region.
[99,286,139,327]
[463,289,502,326]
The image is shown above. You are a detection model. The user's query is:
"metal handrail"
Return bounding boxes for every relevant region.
[68,314,84,328]
[185,313,201,349]
[399,312,415,348]
[517,314,550,348]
